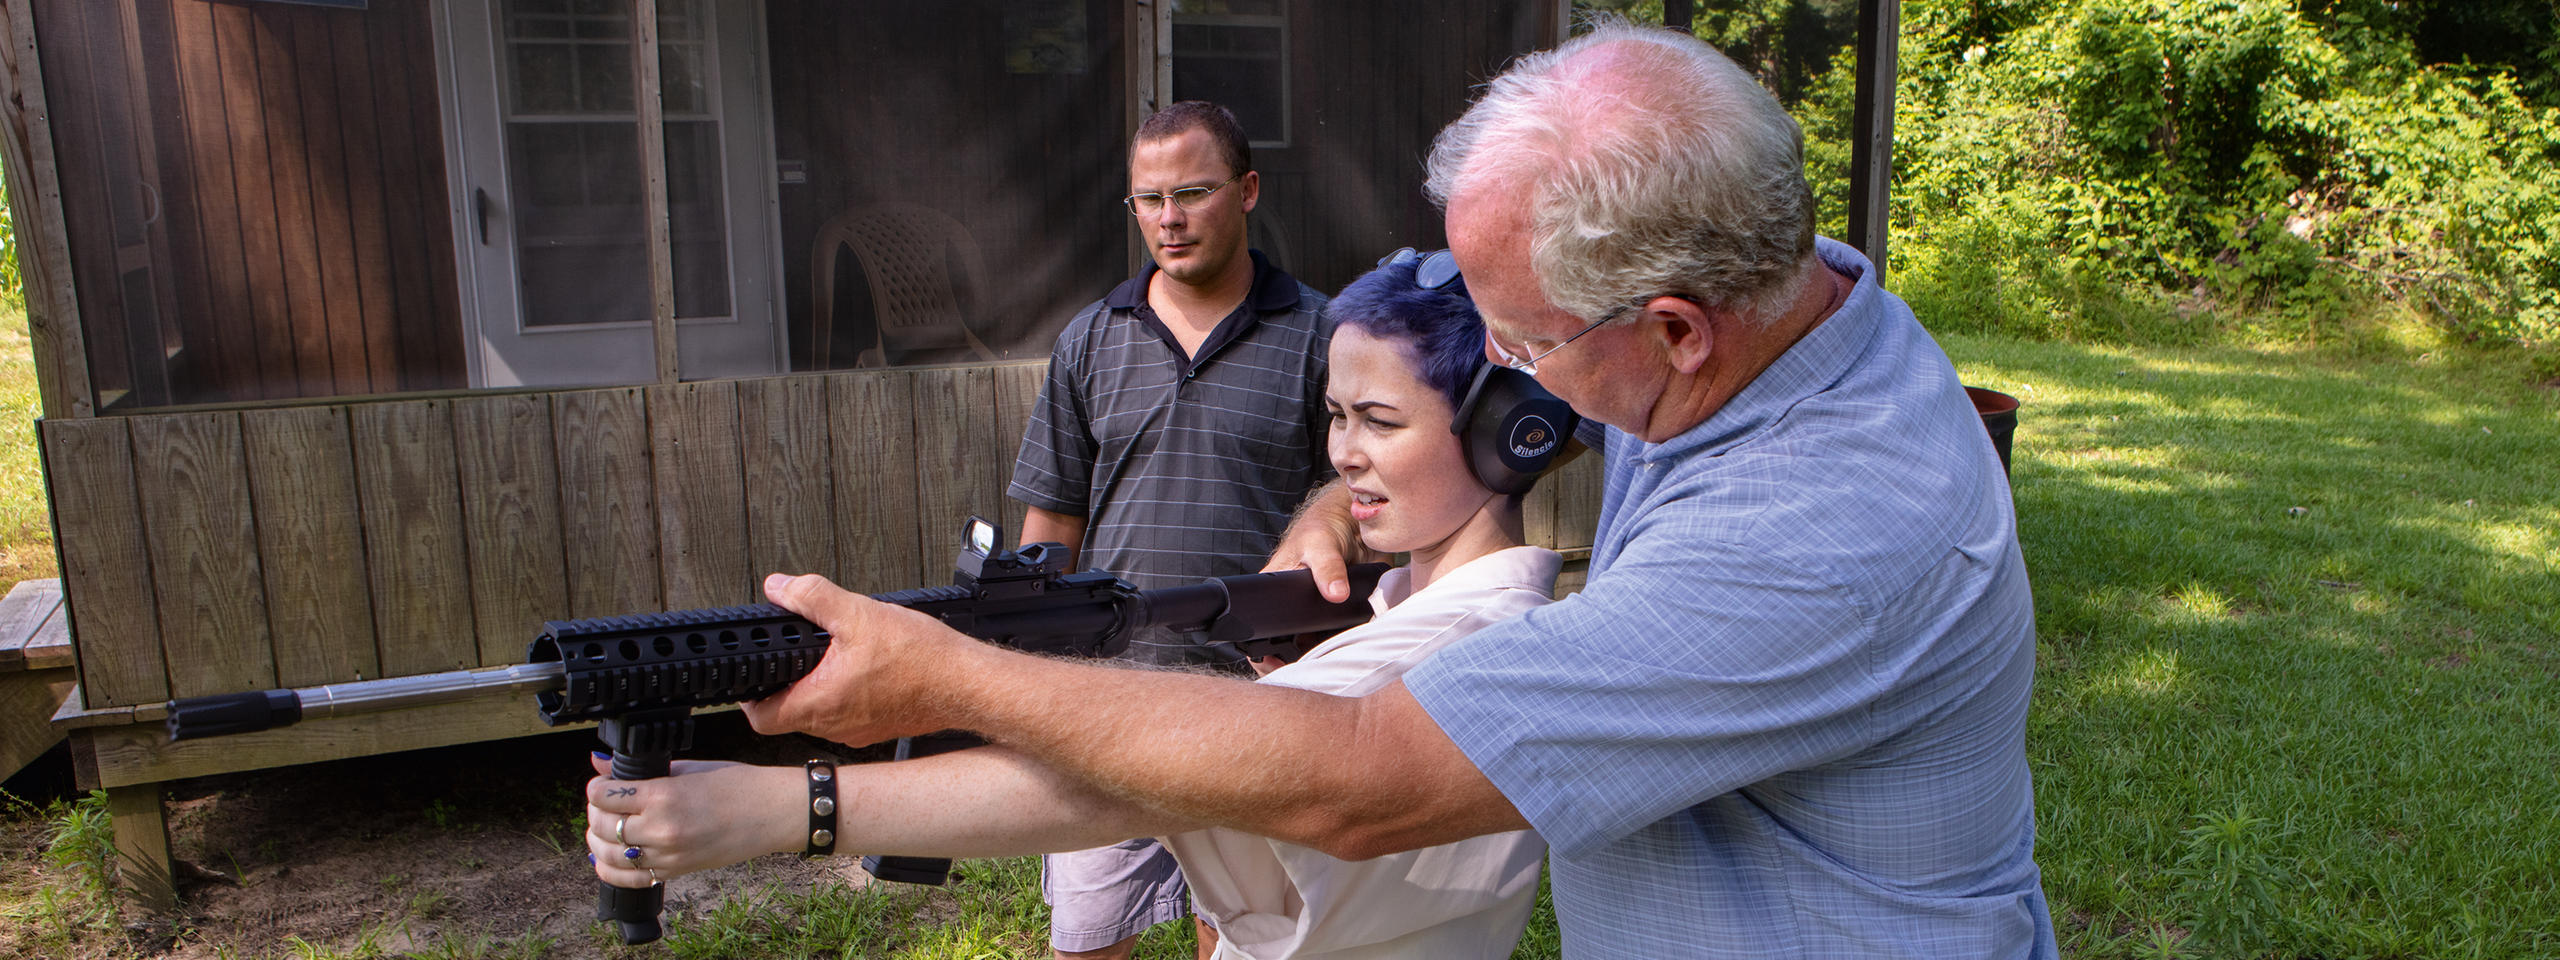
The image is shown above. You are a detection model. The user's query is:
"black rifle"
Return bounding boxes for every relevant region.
[164,517,1388,945]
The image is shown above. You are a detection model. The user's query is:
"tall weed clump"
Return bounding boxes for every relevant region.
[1795,0,2560,349]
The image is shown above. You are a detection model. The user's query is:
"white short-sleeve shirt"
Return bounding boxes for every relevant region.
[1159,546,1561,960]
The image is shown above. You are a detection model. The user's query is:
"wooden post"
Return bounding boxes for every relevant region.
[1123,0,1171,273]
[104,780,174,913]
[1664,0,1695,34]
[1846,0,1900,283]
[0,0,97,419]
[632,0,677,383]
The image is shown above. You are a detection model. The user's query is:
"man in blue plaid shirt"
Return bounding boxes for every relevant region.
[741,20,2056,958]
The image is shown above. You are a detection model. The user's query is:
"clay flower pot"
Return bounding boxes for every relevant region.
[1966,386,2019,476]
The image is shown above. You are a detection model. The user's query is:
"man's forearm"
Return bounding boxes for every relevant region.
[935,642,1526,861]
[1018,506,1088,570]
[748,573,1527,861]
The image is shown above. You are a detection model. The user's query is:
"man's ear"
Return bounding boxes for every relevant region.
[1645,296,1716,374]
[1238,170,1261,215]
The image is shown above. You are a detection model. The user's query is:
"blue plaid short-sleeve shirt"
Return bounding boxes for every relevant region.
[1405,239,2057,959]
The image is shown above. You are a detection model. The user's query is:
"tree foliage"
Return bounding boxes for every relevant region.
[1584,0,2560,348]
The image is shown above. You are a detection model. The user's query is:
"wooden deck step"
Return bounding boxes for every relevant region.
[1,578,78,781]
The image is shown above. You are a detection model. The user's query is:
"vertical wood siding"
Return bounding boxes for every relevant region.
[44,365,1052,708]
[34,0,462,408]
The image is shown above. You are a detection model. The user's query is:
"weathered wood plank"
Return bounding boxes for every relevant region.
[358,0,441,390]
[454,394,569,664]
[24,603,68,671]
[0,0,96,417]
[907,367,1003,584]
[1521,466,1557,551]
[41,419,160,705]
[241,405,377,686]
[739,376,836,581]
[992,361,1046,542]
[328,11,399,388]
[649,381,749,609]
[554,388,660,617]
[35,0,139,409]
[350,400,474,676]
[282,9,371,395]
[91,0,180,408]
[130,412,271,697]
[1550,449,1601,552]
[828,371,922,593]
[128,0,219,405]
[249,8,332,396]
[0,576,59,668]
[209,1,299,398]
[632,0,677,383]
[390,0,464,388]
[102,781,172,912]
[173,0,261,400]
[0,664,73,781]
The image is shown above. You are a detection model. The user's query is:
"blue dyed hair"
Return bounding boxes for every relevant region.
[1328,256,1488,413]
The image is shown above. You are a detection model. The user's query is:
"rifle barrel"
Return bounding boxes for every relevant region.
[166,662,568,741]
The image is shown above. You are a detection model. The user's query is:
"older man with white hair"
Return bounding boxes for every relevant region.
[690,20,2055,958]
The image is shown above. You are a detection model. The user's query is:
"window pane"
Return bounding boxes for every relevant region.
[507,121,649,327]
[509,43,578,113]
[666,120,732,319]
[578,44,635,112]
[660,41,707,115]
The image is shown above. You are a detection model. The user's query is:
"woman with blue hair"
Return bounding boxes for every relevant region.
[582,252,1564,959]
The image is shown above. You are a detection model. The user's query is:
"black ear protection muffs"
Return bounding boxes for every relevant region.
[1450,361,1580,496]
[1376,246,1583,495]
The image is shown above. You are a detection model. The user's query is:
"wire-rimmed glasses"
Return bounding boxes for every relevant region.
[1123,173,1243,216]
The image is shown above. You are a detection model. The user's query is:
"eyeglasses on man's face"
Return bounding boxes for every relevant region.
[1486,310,1616,377]
[1123,173,1243,216]
[1486,293,1706,376]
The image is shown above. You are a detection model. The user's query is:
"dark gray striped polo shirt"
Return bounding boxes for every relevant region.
[1009,251,1334,665]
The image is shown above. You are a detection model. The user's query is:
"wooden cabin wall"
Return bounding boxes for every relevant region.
[33,0,463,410]
[43,363,1050,710]
[767,0,1133,370]
[1248,3,1560,297]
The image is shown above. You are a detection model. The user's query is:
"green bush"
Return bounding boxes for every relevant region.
[1771,0,2560,349]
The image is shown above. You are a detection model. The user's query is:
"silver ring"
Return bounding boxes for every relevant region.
[648,868,663,886]
[615,816,629,846]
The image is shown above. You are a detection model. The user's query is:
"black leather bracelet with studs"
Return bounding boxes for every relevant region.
[803,759,837,858]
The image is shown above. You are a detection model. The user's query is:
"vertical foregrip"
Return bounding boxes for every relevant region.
[595,712,688,944]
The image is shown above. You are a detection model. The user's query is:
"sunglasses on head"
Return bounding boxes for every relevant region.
[1377,247,1464,291]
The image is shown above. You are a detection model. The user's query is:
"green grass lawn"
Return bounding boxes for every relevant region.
[0,304,51,590]
[1946,330,2560,958]
[3,311,2554,958]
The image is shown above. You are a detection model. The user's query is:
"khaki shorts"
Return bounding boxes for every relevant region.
[1041,837,1191,951]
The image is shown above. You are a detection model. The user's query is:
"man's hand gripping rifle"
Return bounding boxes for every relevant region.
[162,517,1388,945]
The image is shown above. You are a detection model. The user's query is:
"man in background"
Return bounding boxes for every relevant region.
[1007,100,1333,960]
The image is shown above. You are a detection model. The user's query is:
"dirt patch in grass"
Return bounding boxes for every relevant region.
[3,716,905,959]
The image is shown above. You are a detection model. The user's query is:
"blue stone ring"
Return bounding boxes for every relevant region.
[624,846,644,866]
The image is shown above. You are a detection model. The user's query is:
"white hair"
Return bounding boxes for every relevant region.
[1425,17,1817,325]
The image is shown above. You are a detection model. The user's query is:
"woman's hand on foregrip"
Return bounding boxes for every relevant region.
[1263,480,1366,603]
[585,757,805,889]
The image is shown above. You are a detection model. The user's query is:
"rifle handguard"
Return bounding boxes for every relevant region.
[527,605,827,726]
